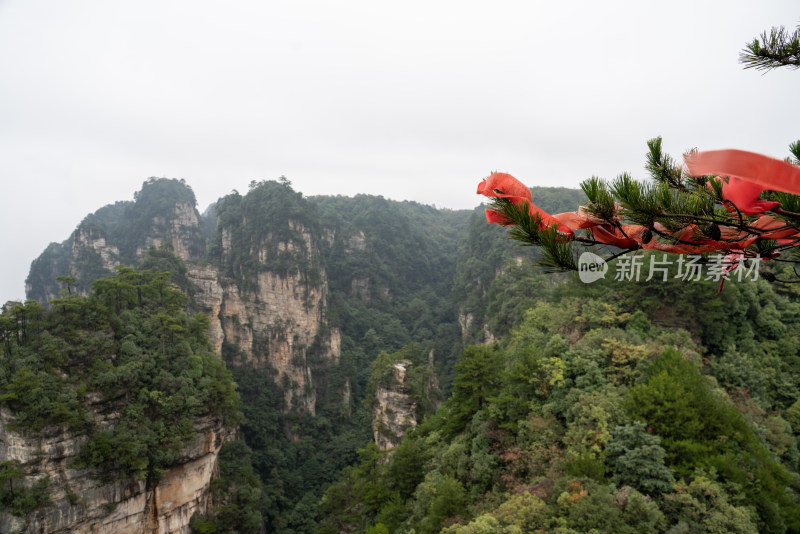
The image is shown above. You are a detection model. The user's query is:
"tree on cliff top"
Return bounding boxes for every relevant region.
[0,266,241,486]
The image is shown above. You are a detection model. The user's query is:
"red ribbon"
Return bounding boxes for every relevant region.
[476,151,800,264]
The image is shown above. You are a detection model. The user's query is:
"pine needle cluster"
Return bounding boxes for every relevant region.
[740,24,800,71]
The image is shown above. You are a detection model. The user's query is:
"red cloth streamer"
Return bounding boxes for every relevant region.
[477,172,533,201]
[686,150,800,215]
[475,154,800,288]
[719,177,779,215]
[686,149,800,194]
[477,172,574,234]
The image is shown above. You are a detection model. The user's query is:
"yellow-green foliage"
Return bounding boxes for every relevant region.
[321,290,800,534]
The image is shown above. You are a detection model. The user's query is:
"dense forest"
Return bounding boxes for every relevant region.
[9,175,800,533]
[321,261,800,533]
[0,263,240,517]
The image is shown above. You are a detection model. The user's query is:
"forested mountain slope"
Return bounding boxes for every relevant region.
[19,178,479,531]
[321,260,800,533]
[18,177,800,533]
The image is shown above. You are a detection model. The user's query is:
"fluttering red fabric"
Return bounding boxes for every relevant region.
[477,172,574,234]
[686,150,800,215]
[476,150,800,286]
[686,149,800,197]
[717,176,779,215]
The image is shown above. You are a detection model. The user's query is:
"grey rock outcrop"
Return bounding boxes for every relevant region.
[372,360,419,450]
[0,409,232,534]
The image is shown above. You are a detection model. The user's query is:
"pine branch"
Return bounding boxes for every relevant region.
[646,137,684,189]
[488,198,585,272]
[790,140,800,165]
[609,173,660,227]
[651,212,762,237]
[651,184,715,231]
[486,138,800,284]
[580,177,616,222]
[706,176,725,201]
[740,25,800,71]
[491,198,545,246]
[537,225,579,272]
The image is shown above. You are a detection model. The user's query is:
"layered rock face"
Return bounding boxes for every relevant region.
[25,225,123,304]
[187,263,226,354]
[372,349,442,451]
[0,410,231,534]
[372,361,420,450]
[71,227,122,276]
[217,270,339,413]
[189,263,342,414]
[134,202,202,262]
[208,218,341,414]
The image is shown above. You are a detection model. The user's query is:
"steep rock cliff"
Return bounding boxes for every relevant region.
[370,348,441,451]
[372,360,419,450]
[26,179,203,302]
[134,201,203,262]
[28,179,342,414]
[186,264,225,355]
[209,197,341,413]
[71,227,122,277]
[0,406,232,533]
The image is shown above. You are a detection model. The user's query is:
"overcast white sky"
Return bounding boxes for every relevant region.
[1,1,798,303]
